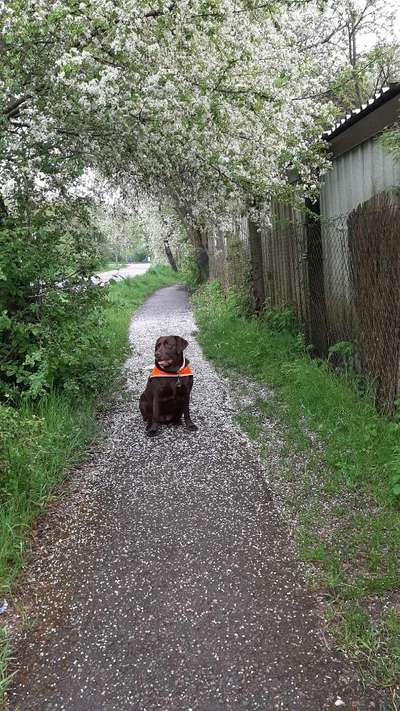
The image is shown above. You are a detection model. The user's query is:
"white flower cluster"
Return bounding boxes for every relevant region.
[1,0,398,250]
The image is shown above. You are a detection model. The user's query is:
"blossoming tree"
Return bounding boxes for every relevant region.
[1,0,398,273]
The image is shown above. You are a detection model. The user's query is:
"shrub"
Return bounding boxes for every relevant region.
[262,304,299,334]
[178,241,202,289]
[0,202,107,400]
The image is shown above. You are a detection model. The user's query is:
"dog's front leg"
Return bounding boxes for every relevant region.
[183,402,198,431]
[147,393,160,437]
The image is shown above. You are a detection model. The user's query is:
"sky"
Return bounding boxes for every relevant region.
[358,0,399,51]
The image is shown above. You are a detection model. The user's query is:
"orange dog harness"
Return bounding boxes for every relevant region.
[150,361,193,378]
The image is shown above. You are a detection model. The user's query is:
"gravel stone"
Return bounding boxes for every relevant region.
[6,285,385,710]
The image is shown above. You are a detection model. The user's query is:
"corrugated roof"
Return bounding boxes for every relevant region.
[322,83,400,141]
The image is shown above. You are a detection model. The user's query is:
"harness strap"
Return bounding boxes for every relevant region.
[150,361,193,378]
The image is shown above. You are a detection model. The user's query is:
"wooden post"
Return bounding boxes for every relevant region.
[304,202,328,357]
[248,218,265,312]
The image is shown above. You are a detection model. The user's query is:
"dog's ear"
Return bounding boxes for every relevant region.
[175,336,188,353]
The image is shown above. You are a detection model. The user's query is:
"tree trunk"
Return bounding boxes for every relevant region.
[0,194,8,225]
[348,17,362,105]
[195,242,209,282]
[164,239,178,271]
[189,226,209,282]
[170,200,210,282]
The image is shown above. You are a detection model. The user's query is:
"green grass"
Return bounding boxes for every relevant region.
[0,627,13,698]
[0,265,178,694]
[328,604,400,693]
[193,282,400,700]
[235,411,262,440]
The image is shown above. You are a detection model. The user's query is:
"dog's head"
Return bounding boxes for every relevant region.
[155,335,188,371]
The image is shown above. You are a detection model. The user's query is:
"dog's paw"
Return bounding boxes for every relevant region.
[186,422,198,431]
[146,428,159,437]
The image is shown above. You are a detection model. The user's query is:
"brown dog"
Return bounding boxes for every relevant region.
[139,335,198,437]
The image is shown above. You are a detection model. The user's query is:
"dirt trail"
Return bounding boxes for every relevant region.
[7,286,384,710]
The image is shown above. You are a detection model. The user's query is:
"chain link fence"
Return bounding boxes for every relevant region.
[208,192,400,414]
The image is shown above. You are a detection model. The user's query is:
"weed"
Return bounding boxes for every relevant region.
[235,410,261,440]
[262,304,299,334]
[330,603,400,690]
[388,445,400,503]
[0,628,14,699]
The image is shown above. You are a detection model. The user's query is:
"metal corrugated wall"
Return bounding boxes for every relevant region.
[320,138,400,341]
[320,139,400,219]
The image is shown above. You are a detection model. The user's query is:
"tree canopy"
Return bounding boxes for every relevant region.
[1,0,399,241]
[1,0,398,398]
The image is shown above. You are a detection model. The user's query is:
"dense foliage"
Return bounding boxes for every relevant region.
[0,201,106,400]
[379,126,400,163]
[1,0,398,277]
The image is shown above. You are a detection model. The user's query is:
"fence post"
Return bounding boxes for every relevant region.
[305,206,328,356]
[248,218,265,312]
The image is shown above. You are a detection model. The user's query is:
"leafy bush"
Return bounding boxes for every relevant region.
[379,127,400,163]
[178,241,202,290]
[0,202,107,400]
[262,304,299,334]
[130,244,149,262]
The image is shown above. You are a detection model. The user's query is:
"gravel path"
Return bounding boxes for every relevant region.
[94,263,150,285]
[7,285,384,710]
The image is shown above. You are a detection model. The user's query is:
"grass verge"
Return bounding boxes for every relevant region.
[193,282,400,702]
[0,265,178,693]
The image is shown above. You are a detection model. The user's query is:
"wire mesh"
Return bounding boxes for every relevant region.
[208,194,400,414]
